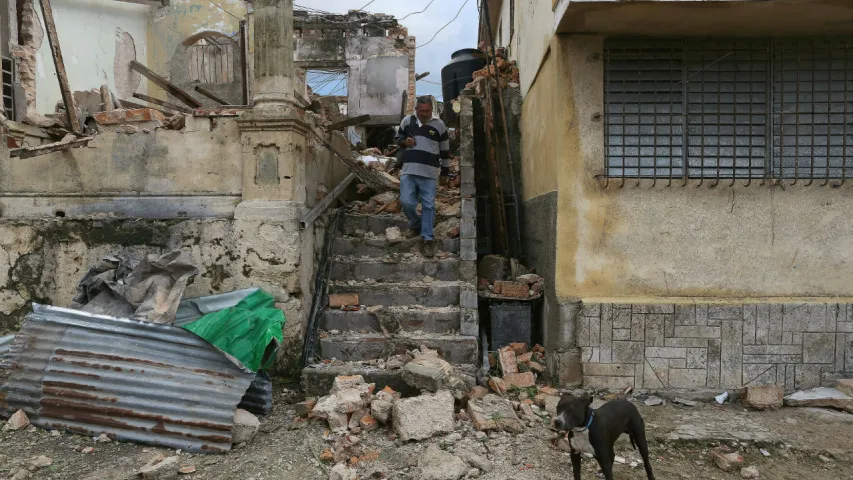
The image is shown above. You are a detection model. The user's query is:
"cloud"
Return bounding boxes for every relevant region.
[296,0,479,100]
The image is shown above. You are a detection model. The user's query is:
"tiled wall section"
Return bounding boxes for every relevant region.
[579,304,853,392]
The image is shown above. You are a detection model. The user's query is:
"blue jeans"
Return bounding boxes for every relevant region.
[400,174,437,241]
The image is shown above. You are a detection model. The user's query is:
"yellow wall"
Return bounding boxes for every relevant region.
[145,0,246,99]
[533,35,853,302]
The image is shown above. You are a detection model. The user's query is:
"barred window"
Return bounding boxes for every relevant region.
[604,38,853,181]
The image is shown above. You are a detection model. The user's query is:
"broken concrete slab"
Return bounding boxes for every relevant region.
[783,387,853,413]
[3,410,30,432]
[331,375,368,394]
[467,394,523,433]
[370,388,399,424]
[710,449,743,472]
[392,390,455,441]
[329,462,357,480]
[231,409,260,444]
[139,455,180,480]
[836,378,853,397]
[418,445,469,480]
[401,346,471,399]
[744,385,783,411]
[456,448,492,473]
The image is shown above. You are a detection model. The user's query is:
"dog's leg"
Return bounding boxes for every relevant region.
[570,452,582,480]
[595,447,616,480]
[631,419,655,480]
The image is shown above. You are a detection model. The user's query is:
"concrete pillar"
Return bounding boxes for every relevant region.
[236,0,308,209]
[251,0,296,109]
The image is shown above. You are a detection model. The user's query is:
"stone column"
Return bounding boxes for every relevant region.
[251,0,297,110]
[236,0,308,206]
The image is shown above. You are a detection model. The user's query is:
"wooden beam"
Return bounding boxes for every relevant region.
[119,99,174,116]
[325,114,371,131]
[300,173,356,229]
[194,86,228,105]
[130,60,202,108]
[113,0,169,6]
[38,0,82,134]
[133,93,193,114]
[10,136,93,159]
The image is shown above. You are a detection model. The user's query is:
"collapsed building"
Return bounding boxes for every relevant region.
[0,0,421,378]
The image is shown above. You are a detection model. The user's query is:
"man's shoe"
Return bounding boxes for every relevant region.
[422,240,436,258]
[407,227,421,238]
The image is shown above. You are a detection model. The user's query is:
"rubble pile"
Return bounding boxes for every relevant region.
[477,254,544,300]
[466,44,521,91]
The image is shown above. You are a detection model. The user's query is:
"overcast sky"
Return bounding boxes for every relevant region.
[296,0,479,100]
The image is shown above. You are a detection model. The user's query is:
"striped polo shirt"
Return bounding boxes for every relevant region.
[395,115,451,180]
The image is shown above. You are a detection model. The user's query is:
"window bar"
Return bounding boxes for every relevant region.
[744,43,754,186]
[765,40,774,185]
[668,46,676,187]
[713,44,724,188]
[620,46,627,188]
[635,46,642,187]
[823,41,832,186]
[603,45,610,188]
[696,43,707,188]
[806,40,816,186]
[682,42,689,187]
[843,40,850,186]
[792,42,801,185]
[651,56,659,188]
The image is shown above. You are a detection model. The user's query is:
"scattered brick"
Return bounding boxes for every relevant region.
[533,344,545,353]
[332,375,366,394]
[517,352,533,364]
[510,343,529,355]
[498,347,518,374]
[528,361,545,374]
[329,293,359,308]
[539,386,558,396]
[125,108,166,123]
[744,385,783,411]
[488,377,508,395]
[710,449,743,472]
[467,386,489,400]
[504,372,536,388]
[499,282,530,299]
[295,399,316,417]
[359,415,378,432]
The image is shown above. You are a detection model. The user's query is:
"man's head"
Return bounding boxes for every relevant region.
[415,96,434,123]
[551,394,593,432]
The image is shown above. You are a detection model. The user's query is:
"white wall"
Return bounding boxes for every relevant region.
[34,0,150,115]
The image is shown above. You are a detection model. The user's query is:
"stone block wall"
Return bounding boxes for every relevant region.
[579,303,852,392]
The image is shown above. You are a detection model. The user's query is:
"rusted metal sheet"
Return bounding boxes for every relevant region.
[0,304,254,453]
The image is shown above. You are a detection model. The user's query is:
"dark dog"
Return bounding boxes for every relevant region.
[552,394,655,480]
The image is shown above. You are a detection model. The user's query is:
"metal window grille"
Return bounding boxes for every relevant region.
[187,38,236,84]
[604,37,853,182]
[2,56,14,120]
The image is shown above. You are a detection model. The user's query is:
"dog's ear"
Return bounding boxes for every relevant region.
[581,394,593,408]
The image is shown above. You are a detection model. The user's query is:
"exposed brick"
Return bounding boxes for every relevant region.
[125,108,166,123]
[329,293,359,308]
[504,372,535,388]
[510,342,528,355]
[93,109,127,125]
[496,281,529,299]
[498,347,518,374]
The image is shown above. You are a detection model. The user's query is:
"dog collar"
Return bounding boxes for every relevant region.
[583,410,594,430]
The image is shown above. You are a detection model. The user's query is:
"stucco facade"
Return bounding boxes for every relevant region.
[488,0,853,390]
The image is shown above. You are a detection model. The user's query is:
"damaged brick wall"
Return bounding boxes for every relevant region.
[9,0,40,118]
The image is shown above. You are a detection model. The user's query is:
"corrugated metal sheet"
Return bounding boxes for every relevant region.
[0,304,254,453]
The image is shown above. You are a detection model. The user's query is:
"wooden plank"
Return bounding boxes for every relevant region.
[100,85,113,111]
[130,60,202,108]
[194,86,228,105]
[119,99,174,116]
[325,114,371,131]
[299,173,357,229]
[10,136,93,159]
[38,0,82,134]
[133,93,193,114]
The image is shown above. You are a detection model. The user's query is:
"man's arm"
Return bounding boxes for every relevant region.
[394,116,411,147]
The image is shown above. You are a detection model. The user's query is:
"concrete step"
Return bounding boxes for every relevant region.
[321,306,462,333]
[339,213,456,236]
[330,256,460,283]
[318,333,479,364]
[333,236,459,257]
[301,362,478,397]
[329,281,461,307]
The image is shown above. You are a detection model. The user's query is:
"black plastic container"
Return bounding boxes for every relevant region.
[440,48,487,124]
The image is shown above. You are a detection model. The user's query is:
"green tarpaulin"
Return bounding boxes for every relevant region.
[182,289,285,372]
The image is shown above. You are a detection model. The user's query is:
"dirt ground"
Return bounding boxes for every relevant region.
[2,387,853,480]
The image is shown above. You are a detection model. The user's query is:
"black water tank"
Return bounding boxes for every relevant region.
[440,48,487,124]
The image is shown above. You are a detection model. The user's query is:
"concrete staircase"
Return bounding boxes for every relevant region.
[301,212,480,396]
